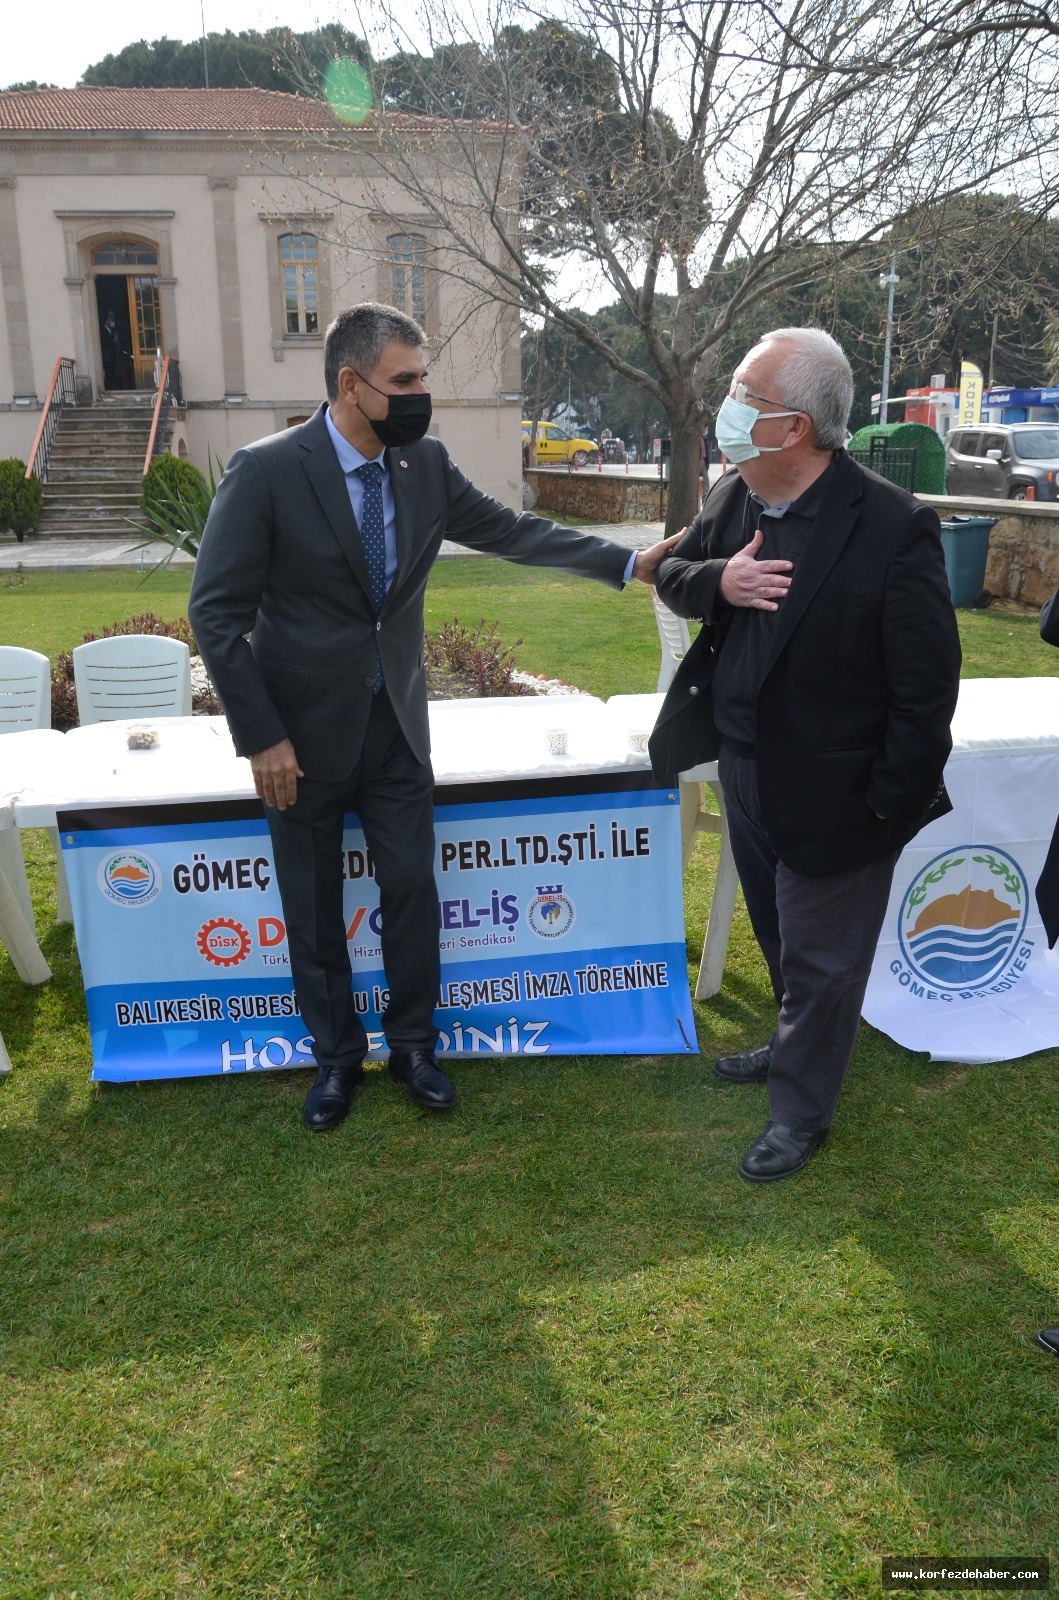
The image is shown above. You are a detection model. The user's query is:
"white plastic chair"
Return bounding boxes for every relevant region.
[72,636,192,725]
[0,799,51,1073]
[0,649,73,926]
[678,760,739,1000]
[0,647,50,731]
[652,592,691,691]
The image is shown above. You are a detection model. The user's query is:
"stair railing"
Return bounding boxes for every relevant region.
[143,356,183,477]
[25,356,75,485]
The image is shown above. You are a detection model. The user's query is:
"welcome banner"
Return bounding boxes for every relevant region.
[58,773,697,1082]
[863,749,1059,1063]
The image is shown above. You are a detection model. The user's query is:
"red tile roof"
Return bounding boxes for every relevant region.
[0,86,344,133]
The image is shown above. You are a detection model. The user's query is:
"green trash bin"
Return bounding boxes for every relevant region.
[939,515,996,608]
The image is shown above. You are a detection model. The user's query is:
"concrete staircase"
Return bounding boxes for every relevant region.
[35,398,158,540]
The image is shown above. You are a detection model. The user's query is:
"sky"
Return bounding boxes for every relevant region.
[5,0,353,89]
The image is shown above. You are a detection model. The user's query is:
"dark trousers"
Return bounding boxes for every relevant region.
[719,749,898,1132]
[264,690,439,1068]
[1037,814,1059,949]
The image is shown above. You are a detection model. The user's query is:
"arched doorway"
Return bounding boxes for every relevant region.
[92,239,164,391]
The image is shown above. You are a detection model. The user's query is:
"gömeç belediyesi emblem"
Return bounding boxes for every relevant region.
[898,845,1028,990]
[98,850,161,908]
[527,882,575,938]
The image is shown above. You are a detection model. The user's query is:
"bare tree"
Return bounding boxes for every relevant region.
[277,0,1059,531]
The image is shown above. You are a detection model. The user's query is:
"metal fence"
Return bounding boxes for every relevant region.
[848,441,918,492]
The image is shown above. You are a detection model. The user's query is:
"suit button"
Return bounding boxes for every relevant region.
[688,684,699,696]
[363,676,374,687]
[376,621,382,632]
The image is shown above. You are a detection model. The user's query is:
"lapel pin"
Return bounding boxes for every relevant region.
[399,460,408,468]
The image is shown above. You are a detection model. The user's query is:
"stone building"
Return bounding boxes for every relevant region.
[0,85,522,533]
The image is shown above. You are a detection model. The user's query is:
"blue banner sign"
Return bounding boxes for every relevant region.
[58,773,697,1081]
[983,387,1059,406]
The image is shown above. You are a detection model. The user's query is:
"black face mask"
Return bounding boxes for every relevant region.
[354,369,432,449]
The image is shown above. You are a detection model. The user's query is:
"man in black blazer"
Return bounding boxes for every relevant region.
[1035,587,1059,950]
[1036,585,1059,1359]
[650,327,961,1182]
[190,303,675,1132]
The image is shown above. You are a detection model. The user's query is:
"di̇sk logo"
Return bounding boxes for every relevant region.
[98,851,161,908]
[898,845,1029,991]
[197,917,252,967]
[527,883,575,939]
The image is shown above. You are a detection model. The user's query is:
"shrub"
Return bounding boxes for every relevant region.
[133,452,220,572]
[50,613,207,731]
[424,618,534,698]
[141,454,209,527]
[0,458,44,541]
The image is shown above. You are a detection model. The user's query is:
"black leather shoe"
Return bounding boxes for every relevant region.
[1037,1328,1059,1356]
[303,1061,364,1132]
[714,1041,772,1083]
[739,1121,828,1183]
[389,1048,455,1110]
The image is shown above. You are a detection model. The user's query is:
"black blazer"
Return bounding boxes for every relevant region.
[189,404,630,780]
[1041,587,1059,647]
[649,452,962,875]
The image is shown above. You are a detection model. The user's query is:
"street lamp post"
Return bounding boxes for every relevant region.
[878,251,900,424]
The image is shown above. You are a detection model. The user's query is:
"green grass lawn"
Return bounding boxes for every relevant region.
[3,564,1057,691]
[1,566,1058,1598]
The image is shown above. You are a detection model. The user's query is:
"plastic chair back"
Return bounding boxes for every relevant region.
[0,647,51,732]
[652,592,691,692]
[72,636,193,725]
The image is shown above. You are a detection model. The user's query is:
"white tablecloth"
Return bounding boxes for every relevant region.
[863,676,1059,1063]
[12,700,659,827]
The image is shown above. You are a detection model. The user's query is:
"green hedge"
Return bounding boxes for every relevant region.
[847,422,947,495]
[0,458,44,541]
[141,453,210,530]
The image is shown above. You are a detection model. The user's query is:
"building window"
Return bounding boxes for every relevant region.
[92,240,158,266]
[387,233,428,326]
[279,233,319,335]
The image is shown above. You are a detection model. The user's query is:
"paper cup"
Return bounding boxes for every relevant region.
[546,727,568,756]
[627,729,649,755]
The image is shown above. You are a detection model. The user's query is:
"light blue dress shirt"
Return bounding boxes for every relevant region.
[325,404,637,587]
[325,406,399,594]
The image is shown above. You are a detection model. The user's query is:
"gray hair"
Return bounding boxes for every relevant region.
[324,302,425,400]
[753,327,854,450]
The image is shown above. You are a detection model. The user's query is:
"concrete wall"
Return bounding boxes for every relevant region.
[920,494,1059,607]
[525,467,668,523]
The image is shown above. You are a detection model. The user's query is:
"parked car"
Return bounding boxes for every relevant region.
[946,423,1059,501]
[522,419,600,468]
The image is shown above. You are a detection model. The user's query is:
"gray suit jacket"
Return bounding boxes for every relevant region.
[188,403,630,779]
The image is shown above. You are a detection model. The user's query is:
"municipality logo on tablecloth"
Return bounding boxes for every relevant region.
[97,851,161,909]
[898,845,1029,992]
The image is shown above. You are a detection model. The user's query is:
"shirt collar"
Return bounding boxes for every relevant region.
[750,453,838,519]
[325,405,387,476]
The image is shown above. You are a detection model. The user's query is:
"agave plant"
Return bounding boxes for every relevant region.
[128,451,223,579]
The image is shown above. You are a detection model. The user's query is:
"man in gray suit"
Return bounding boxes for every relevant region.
[190,303,675,1132]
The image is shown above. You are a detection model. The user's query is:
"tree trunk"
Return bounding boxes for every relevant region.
[664,414,706,537]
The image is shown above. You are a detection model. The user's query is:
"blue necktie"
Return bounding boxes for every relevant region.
[355,460,387,693]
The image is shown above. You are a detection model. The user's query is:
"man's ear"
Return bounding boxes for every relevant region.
[784,413,814,449]
[336,366,359,406]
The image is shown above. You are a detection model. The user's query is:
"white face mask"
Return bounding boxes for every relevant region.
[715,384,802,463]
